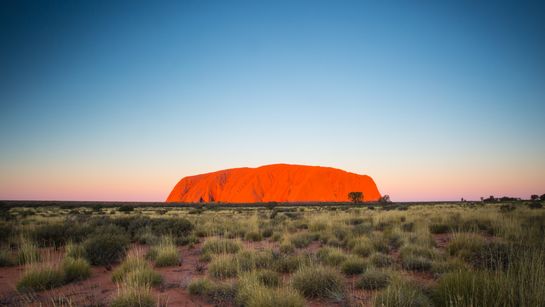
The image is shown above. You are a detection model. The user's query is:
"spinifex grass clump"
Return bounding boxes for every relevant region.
[16,237,41,265]
[237,272,304,307]
[17,263,65,291]
[62,256,91,282]
[201,238,242,254]
[316,247,348,266]
[356,269,390,290]
[111,283,156,307]
[64,241,86,259]
[373,279,431,307]
[0,248,15,267]
[340,257,367,275]
[208,254,239,279]
[188,278,237,304]
[291,265,345,299]
[147,236,180,267]
[112,253,162,287]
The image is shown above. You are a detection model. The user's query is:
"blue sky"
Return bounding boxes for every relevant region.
[1,1,544,201]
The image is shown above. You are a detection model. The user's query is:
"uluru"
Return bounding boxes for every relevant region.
[166,164,381,203]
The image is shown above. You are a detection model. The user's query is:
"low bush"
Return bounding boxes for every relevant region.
[290,233,314,248]
[370,253,394,268]
[373,280,431,307]
[188,278,237,304]
[433,269,508,307]
[291,265,345,299]
[429,223,450,234]
[401,255,432,272]
[356,269,390,290]
[208,255,239,279]
[201,238,241,254]
[188,278,212,295]
[32,223,68,247]
[84,225,130,265]
[237,275,304,307]
[245,231,263,242]
[316,247,347,266]
[62,257,91,282]
[16,239,41,265]
[447,233,486,260]
[110,285,155,307]
[65,241,86,259]
[279,243,295,254]
[147,237,180,267]
[341,257,367,275]
[274,255,308,273]
[112,254,162,287]
[16,266,65,291]
[469,241,511,270]
[351,238,374,257]
[255,270,281,288]
[0,249,15,267]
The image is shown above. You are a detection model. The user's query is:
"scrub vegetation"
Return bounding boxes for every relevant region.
[0,200,544,306]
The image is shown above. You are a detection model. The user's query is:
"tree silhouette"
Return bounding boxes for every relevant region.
[348,192,363,203]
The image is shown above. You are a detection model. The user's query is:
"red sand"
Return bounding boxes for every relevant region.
[167,164,381,203]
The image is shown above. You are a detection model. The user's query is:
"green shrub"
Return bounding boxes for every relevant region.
[208,255,239,279]
[0,249,15,267]
[316,247,347,266]
[188,278,212,295]
[433,269,508,307]
[147,237,180,267]
[255,270,281,288]
[370,253,394,268]
[290,233,314,248]
[357,269,390,290]
[62,257,91,282]
[112,255,162,287]
[341,257,367,275]
[110,285,155,307]
[237,274,304,307]
[291,265,345,299]
[32,223,68,247]
[351,238,374,257]
[65,241,86,259]
[202,238,241,254]
[83,226,130,265]
[117,206,134,213]
[16,266,65,291]
[274,255,307,273]
[280,243,295,254]
[469,241,511,270]
[188,279,237,304]
[447,233,486,260]
[431,259,468,276]
[374,280,431,307]
[16,239,41,265]
[245,231,263,242]
[402,222,415,232]
[429,223,450,234]
[402,255,432,272]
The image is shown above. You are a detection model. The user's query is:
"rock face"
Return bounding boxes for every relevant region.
[166,164,381,203]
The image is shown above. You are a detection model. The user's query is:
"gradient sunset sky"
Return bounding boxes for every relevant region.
[1,1,544,202]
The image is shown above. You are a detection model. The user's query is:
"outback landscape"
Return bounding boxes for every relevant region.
[2,1,545,307]
[1,198,544,306]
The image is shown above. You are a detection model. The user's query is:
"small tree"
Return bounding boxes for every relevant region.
[531,195,539,201]
[378,195,391,203]
[348,192,363,203]
[540,194,545,201]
